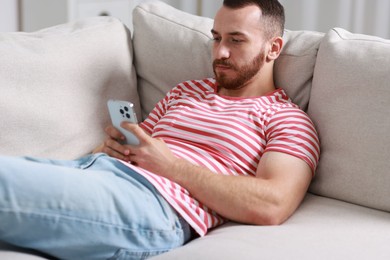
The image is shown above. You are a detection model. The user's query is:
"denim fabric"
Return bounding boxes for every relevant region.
[0,153,192,259]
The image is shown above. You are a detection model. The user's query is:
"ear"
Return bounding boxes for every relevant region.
[266,36,283,62]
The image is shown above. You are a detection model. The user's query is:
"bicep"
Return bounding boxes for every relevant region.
[256,151,312,220]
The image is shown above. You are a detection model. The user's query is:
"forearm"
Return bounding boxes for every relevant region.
[168,159,288,225]
[119,124,311,225]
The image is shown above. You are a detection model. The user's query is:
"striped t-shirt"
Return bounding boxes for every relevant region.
[120,78,320,236]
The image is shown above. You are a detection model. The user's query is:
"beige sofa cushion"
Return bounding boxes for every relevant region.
[0,17,139,159]
[153,194,390,260]
[132,1,323,118]
[308,28,390,212]
[132,1,214,119]
[275,30,323,111]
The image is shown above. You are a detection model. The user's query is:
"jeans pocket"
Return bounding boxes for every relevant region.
[109,248,169,260]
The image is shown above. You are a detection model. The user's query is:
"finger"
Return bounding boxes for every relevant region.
[120,123,149,143]
[102,145,128,161]
[104,138,131,157]
[105,125,125,142]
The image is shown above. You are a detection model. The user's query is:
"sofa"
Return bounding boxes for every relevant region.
[1,1,389,259]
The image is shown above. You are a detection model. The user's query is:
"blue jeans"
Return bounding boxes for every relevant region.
[0,153,192,259]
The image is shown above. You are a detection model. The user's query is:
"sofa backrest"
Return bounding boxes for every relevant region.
[132,2,214,119]
[308,28,390,212]
[274,30,323,111]
[0,17,140,159]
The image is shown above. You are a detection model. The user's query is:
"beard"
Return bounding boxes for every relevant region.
[213,50,266,90]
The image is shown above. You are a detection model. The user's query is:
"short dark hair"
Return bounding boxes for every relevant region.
[223,0,285,39]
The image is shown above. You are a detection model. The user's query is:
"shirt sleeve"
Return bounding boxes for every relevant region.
[264,106,320,173]
[139,85,183,135]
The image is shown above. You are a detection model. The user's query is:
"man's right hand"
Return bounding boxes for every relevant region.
[92,125,131,161]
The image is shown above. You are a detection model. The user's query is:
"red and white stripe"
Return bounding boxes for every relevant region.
[121,78,320,236]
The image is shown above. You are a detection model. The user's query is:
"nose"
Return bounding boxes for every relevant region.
[213,42,230,60]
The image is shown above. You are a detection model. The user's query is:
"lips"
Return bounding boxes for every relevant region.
[215,64,231,71]
[213,60,235,72]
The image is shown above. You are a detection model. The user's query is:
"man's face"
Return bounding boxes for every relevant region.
[213,47,265,90]
[212,5,268,90]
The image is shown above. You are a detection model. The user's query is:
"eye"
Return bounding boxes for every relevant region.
[231,38,243,43]
[212,36,221,42]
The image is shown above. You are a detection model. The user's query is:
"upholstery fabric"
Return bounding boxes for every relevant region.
[308,28,390,212]
[274,30,324,111]
[0,17,139,159]
[132,2,214,119]
[152,193,390,259]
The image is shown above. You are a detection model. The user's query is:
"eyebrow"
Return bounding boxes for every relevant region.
[211,29,247,37]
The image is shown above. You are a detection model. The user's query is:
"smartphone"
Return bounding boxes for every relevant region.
[107,99,140,145]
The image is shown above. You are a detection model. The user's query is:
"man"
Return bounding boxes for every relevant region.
[0,0,319,259]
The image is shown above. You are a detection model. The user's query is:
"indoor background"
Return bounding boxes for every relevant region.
[1,0,389,39]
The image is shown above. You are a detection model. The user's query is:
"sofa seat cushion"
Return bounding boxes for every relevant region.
[0,242,48,260]
[308,28,390,212]
[152,193,390,259]
[0,17,139,159]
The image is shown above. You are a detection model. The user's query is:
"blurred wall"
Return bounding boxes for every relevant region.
[279,0,390,39]
[0,0,18,31]
[199,0,390,39]
[2,0,390,39]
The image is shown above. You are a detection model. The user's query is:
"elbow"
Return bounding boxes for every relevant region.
[248,189,306,226]
[249,204,290,226]
[257,213,287,226]
[261,213,287,226]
